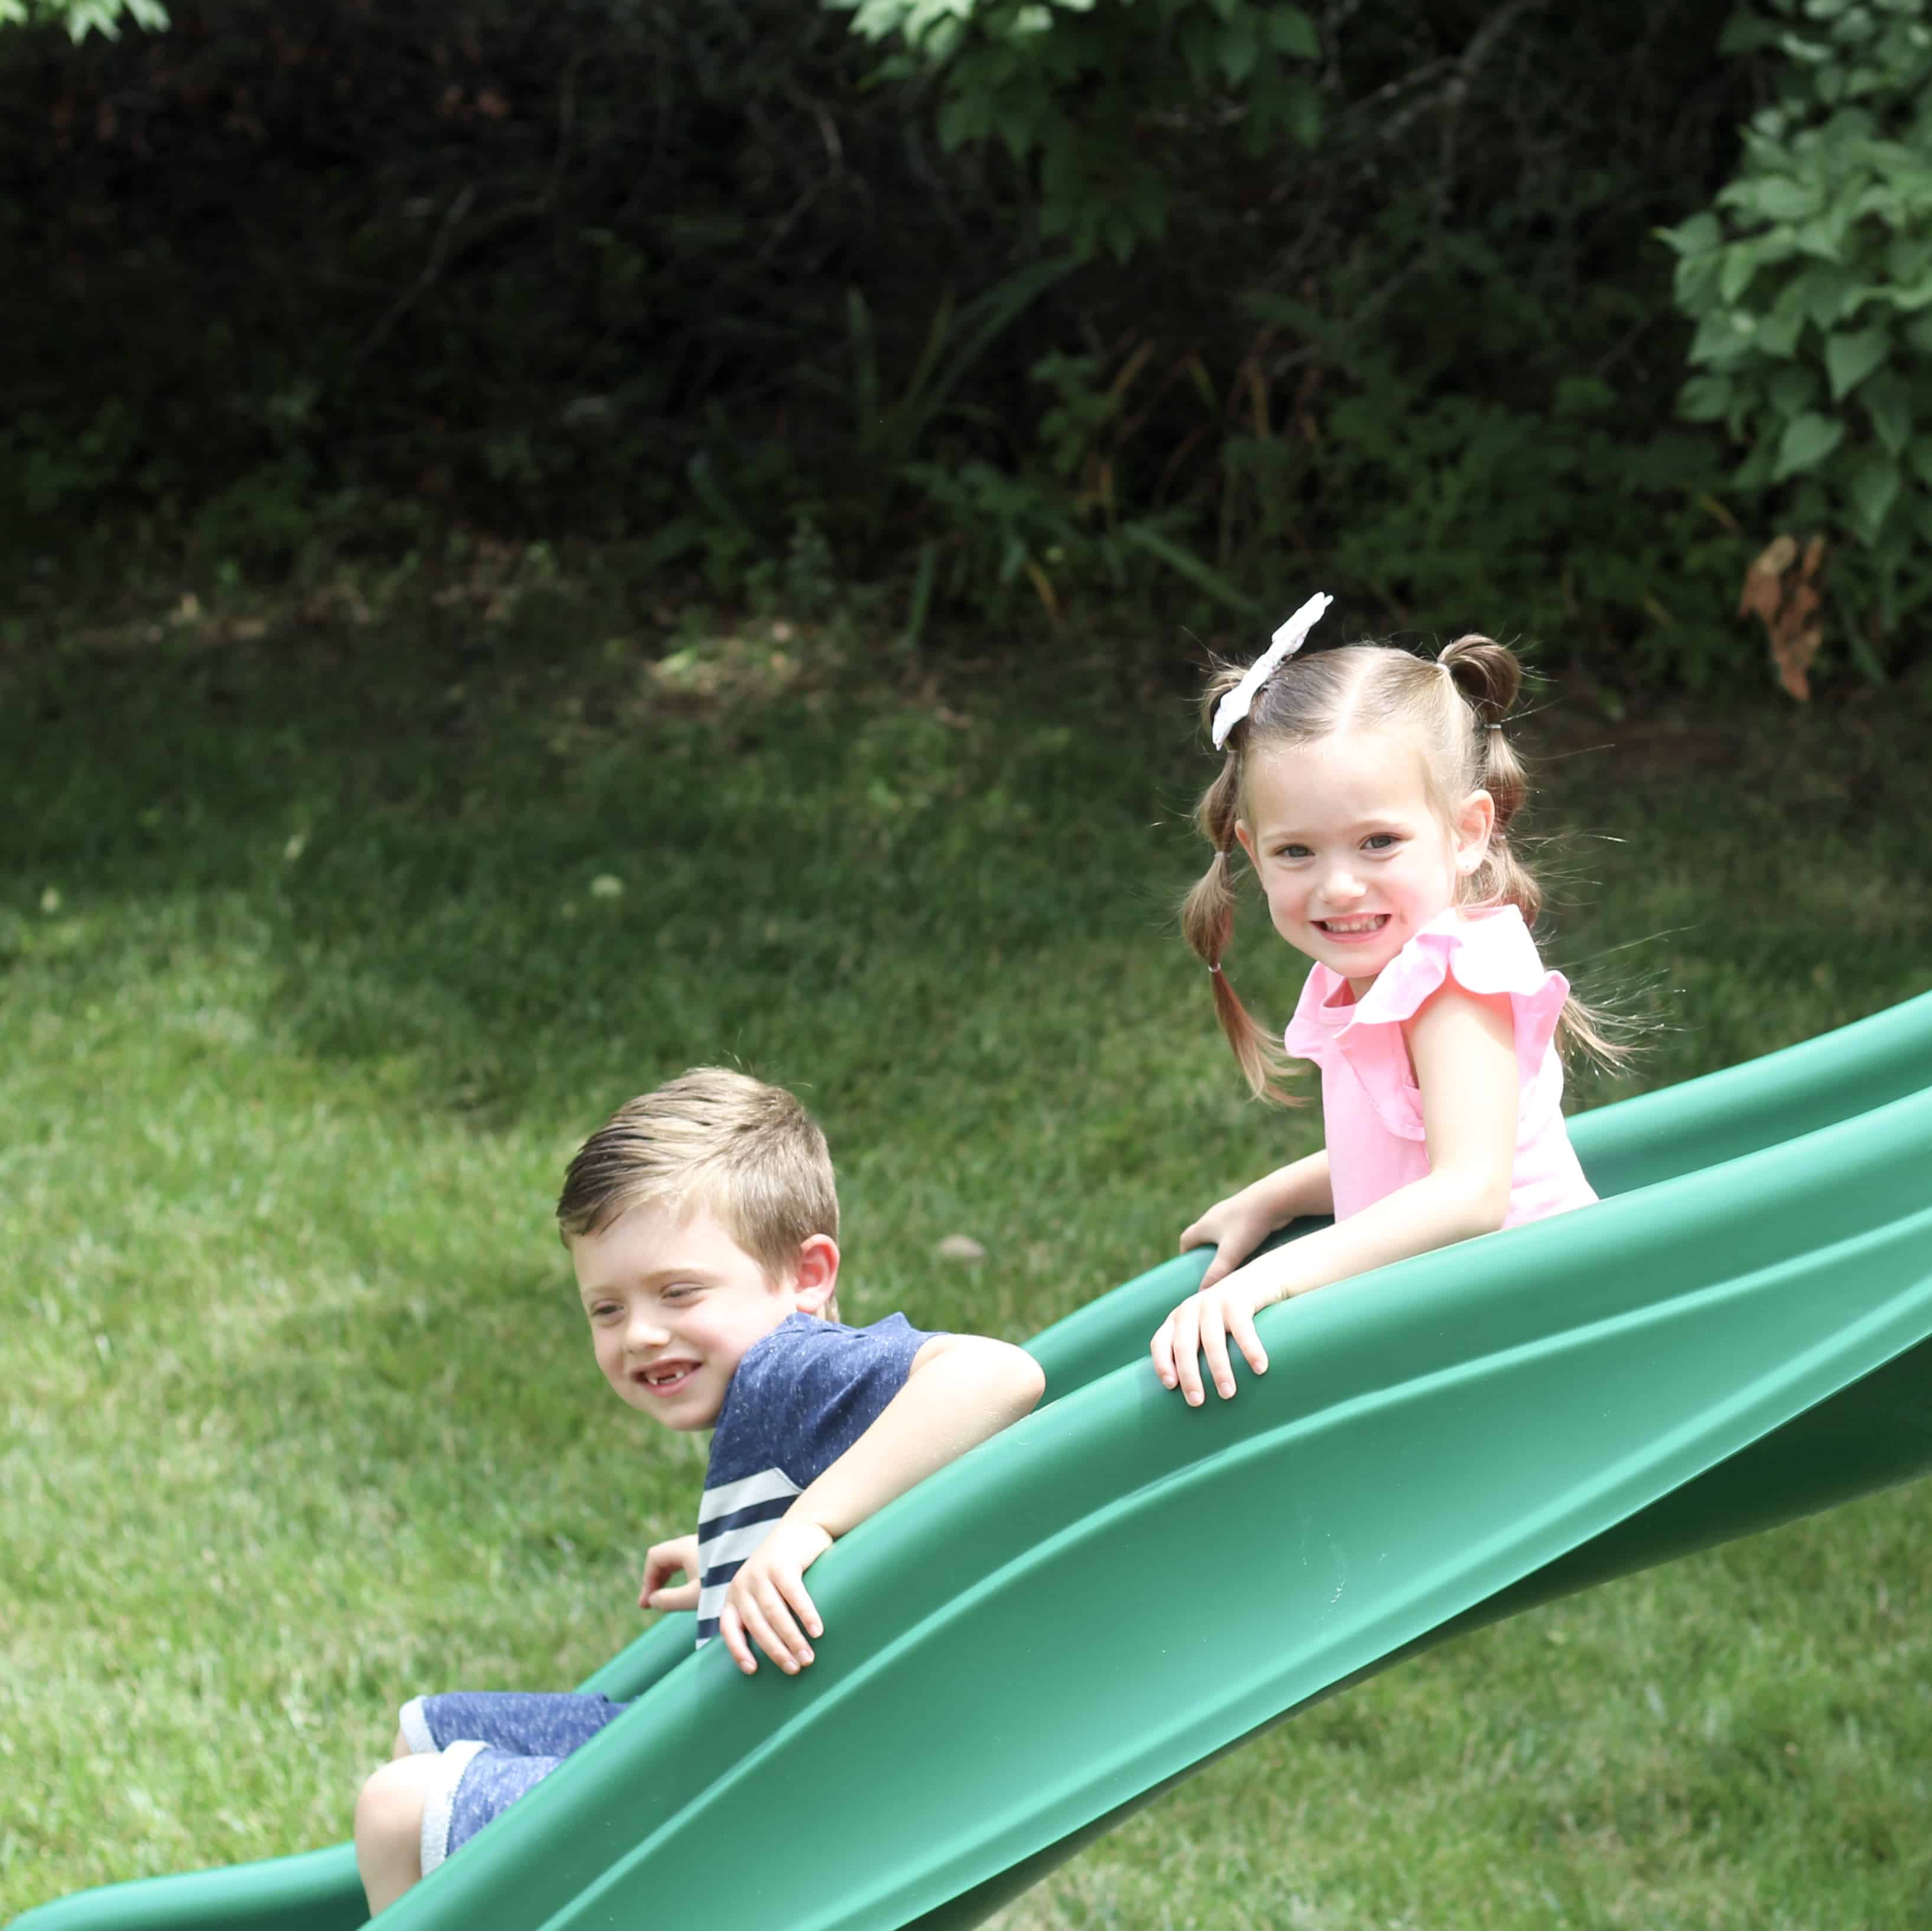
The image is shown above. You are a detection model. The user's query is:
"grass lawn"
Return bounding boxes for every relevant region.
[4,591,1931,1929]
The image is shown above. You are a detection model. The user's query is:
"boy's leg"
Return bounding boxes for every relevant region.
[358,1731,592,1913]
[399,1690,627,1758]
[355,1752,455,1917]
[361,1691,628,1912]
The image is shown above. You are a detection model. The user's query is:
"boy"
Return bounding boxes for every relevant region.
[353,1068,1044,1915]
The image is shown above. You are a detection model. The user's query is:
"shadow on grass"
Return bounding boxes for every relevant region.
[5,622,1210,1133]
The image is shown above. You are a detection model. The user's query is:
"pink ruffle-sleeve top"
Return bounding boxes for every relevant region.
[1282,905,1598,1227]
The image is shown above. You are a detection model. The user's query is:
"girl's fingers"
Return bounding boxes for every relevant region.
[1172,1299,1206,1407]
[1178,1219,1208,1254]
[1227,1301,1269,1378]
[1198,1297,1237,1401]
[1151,1314,1178,1388]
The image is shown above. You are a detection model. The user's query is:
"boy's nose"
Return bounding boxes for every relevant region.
[624,1312,671,1351]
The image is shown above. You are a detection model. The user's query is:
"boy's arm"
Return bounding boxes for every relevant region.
[720,1335,1044,1675]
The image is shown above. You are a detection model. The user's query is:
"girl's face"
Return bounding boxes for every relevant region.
[1234,728,1494,996]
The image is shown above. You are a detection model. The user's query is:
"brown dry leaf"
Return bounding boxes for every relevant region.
[1736,531,1827,702]
[474,88,510,119]
[1774,622,1823,702]
[1738,534,1796,623]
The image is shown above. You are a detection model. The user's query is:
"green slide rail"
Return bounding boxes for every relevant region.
[18,990,1932,1931]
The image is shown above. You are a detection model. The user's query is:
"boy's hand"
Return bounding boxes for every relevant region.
[1180,1190,1278,1292]
[1151,1271,1276,1405]
[638,1534,702,1612]
[719,1516,832,1676]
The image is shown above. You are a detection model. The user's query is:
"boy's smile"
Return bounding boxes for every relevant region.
[571,1200,838,1430]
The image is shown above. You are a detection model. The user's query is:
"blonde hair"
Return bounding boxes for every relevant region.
[558,1069,840,1312]
[1182,633,1625,1101]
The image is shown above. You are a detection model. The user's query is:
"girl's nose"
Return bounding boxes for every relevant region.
[1322,866,1366,903]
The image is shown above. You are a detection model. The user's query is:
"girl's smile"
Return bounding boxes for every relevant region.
[1234,730,1493,996]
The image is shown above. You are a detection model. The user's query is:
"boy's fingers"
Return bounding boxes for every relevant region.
[737,1573,807,1671]
[719,1603,757,1675]
[777,1570,824,1645]
[735,1590,793,1674]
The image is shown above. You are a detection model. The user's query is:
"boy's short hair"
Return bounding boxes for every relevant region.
[556,1068,840,1287]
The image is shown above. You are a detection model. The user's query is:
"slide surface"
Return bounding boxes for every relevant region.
[19,991,1932,1931]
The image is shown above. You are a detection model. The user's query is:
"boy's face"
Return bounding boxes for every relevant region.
[571,1198,836,1431]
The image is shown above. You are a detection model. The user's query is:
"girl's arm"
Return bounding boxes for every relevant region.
[1154,984,1519,1405]
[1181,1149,1334,1290]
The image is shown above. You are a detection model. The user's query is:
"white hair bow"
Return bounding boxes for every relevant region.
[1210,592,1333,749]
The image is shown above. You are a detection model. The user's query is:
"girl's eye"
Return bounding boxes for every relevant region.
[1276,843,1311,860]
[1363,833,1398,852]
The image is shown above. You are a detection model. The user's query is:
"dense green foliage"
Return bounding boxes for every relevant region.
[1663,0,1932,673]
[0,0,163,40]
[835,0,1324,262]
[2,0,1926,689]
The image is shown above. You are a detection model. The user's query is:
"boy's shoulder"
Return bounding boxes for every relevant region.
[729,1310,932,1405]
[708,1312,940,1488]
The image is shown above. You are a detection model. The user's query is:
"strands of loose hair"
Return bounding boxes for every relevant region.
[1181,634,1630,1101]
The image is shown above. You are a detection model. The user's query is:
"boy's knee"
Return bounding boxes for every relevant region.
[356,1756,433,1849]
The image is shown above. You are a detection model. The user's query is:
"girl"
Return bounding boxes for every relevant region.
[1151,593,1617,1405]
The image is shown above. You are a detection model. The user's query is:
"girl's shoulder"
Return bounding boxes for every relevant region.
[1367,906,1556,1023]
[1287,906,1568,1065]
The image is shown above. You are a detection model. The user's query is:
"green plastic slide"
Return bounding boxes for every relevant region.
[20,991,1932,1931]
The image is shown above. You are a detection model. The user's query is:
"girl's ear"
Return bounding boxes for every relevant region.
[1232,818,1257,865]
[1454,789,1496,875]
[789,1234,841,1316]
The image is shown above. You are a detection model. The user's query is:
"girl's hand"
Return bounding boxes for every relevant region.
[638,1534,702,1612]
[720,1516,834,1676]
[1151,1273,1278,1405]
[1180,1190,1279,1291]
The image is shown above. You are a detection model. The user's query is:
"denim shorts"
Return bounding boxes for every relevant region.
[399,1690,631,1874]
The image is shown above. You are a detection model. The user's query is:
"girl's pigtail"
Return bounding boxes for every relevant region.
[1181,743,1302,1104]
[1439,634,1537,923]
[1439,632,1631,1074]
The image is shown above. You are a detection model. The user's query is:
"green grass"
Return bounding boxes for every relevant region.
[4,603,1931,1928]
